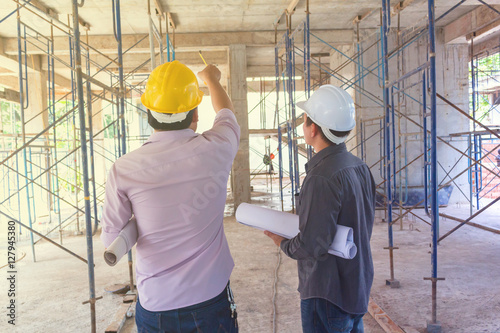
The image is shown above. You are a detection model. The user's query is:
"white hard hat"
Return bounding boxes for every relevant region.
[297,85,356,144]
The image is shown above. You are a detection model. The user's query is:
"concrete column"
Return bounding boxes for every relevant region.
[228,44,250,210]
[24,56,48,137]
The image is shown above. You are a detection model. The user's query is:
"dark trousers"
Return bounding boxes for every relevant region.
[135,286,238,333]
[301,298,364,333]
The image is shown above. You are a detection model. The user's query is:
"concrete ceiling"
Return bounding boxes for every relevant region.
[1,0,500,95]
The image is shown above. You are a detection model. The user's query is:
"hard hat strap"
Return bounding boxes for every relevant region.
[149,110,189,124]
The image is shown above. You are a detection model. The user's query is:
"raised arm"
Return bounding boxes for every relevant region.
[198,65,234,113]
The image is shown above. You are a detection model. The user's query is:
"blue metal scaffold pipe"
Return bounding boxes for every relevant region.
[85,46,99,235]
[424,1,444,332]
[113,0,135,294]
[305,4,313,160]
[274,32,284,211]
[71,1,97,331]
[381,0,399,288]
[17,4,36,262]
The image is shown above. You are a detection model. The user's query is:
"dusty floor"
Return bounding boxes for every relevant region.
[1,187,499,332]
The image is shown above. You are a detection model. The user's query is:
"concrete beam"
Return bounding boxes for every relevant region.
[41,50,228,71]
[0,47,72,91]
[0,37,36,74]
[471,33,500,57]
[0,88,20,103]
[444,5,500,44]
[0,76,20,90]
[29,0,59,20]
[2,30,354,56]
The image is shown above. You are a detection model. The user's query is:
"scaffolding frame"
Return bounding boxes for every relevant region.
[271,1,499,331]
[0,0,175,331]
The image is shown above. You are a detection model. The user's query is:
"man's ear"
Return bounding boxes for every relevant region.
[310,122,320,138]
[192,109,199,123]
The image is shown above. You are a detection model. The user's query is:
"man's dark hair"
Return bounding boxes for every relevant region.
[305,115,351,145]
[147,108,196,131]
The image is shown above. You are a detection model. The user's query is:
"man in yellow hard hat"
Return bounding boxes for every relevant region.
[101,60,240,332]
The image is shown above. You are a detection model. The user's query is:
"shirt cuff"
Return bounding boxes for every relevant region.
[280,238,291,256]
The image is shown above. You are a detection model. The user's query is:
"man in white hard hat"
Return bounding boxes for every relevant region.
[101,61,239,332]
[265,85,376,333]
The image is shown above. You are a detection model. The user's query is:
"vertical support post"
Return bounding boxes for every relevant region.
[85,46,99,235]
[429,0,439,303]
[285,20,296,210]
[229,44,250,211]
[423,72,431,217]
[17,6,36,262]
[71,1,97,332]
[425,1,445,332]
[48,27,63,244]
[69,30,81,235]
[275,35,284,211]
[148,0,156,70]
[305,2,313,160]
[113,0,134,293]
[381,0,399,288]
[290,34,300,195]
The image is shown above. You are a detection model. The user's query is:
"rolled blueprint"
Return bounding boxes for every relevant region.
[235,203,357,259]
[104,217,138,266]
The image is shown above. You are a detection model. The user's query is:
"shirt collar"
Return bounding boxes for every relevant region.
[144,129,197,145]
[305,143,347,173]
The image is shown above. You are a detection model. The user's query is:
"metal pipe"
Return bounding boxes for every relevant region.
[148,0,156,70]
[113,0,135,294]
[0,210,88,264]
[291,34,300,195]
[275,37,284,211]
[48,29,63,243]
[85,46,99,235]
[423,72,430,217]
[427,0,441,327]
[439,196,500,242]
[391,87,397,228]
[0,0,32,25]
[382,0,397,283]
[71,0,97,331]
[17,4,36,262]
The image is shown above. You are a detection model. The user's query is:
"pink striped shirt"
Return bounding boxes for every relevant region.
[101,109,240,311]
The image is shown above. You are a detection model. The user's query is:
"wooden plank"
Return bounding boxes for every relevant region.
[249,129,279,137]
[367,298,405,333]
[449,128,500,137]
[444,5,500,44]
[123,294,137,303]
[105,302,134,333]
[0,88,20,103]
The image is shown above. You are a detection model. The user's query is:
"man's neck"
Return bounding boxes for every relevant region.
[312,139,333,153]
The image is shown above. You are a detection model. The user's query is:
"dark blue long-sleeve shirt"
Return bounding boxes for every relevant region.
[280,143,376,315]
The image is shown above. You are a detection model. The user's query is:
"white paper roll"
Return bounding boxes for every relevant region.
[235,203,357,259]
[104,217,138,266]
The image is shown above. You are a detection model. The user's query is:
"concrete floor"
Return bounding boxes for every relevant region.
[1,185,499,332]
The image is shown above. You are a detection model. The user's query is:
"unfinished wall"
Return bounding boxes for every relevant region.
[355,28,470,205]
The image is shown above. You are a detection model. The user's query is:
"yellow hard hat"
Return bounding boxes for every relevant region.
[141,60,204,114]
